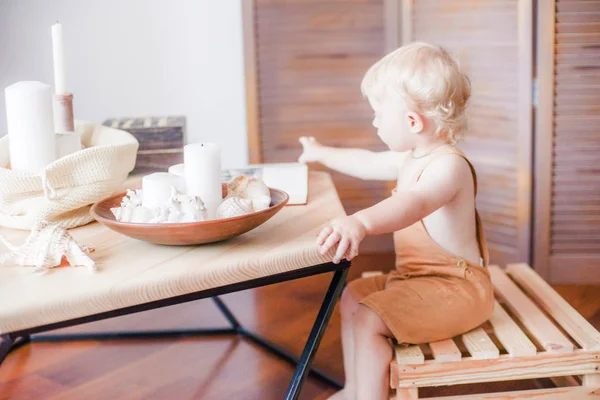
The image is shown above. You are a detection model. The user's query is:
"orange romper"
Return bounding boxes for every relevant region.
[347,147,495,345]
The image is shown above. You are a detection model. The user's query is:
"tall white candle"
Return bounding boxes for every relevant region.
[5,81,57,172]
[184,143,222,219]
[52,23,67,95]
[141,172,185,209]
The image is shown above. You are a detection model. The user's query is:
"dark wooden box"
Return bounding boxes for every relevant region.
[102,116,185,174]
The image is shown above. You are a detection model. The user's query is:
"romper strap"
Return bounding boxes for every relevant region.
[413,146,489,266]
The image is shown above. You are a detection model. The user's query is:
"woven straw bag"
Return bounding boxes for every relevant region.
[0,120,139,230]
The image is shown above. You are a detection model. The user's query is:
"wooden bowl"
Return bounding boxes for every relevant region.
[90,185,289,245]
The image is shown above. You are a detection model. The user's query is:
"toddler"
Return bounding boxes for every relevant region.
[298,42,494,400]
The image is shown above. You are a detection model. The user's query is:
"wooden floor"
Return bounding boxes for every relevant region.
[1,254,599,400]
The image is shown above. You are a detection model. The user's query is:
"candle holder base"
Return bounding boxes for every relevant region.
[53,93,75,132]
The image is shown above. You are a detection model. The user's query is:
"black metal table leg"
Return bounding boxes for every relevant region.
[0,334,14,366]
[212,296,242,330]
[285,265,349,400]
[0,334,30,366]
[209,295,344,389]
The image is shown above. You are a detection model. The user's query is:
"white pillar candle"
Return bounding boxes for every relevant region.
[52,23,67,95]
[5,81,57,172]
[184,143,222,219]
[168,163,184,177]
[56,131,82,158]
[142,172,185,209]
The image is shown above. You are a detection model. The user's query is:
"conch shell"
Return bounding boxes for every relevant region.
[216,196,254,219]
[111,187,207,224]
[0,221,95,272]
[226,176,271,212]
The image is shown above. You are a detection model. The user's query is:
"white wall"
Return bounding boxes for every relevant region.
[0,0,249,168]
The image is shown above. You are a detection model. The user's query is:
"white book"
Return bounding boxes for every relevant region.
[221,162,308,205]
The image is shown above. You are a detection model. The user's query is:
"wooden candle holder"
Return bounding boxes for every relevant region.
[53,93,75,132]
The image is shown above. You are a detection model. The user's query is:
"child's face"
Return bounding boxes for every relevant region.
[369,90,422,152]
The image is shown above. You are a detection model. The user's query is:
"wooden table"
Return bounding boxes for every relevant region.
[0,171,349,400]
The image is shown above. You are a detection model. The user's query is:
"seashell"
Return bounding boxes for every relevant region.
[111,205,134,222]
[175,193,207,222]
[122,189,143,207]
[150,193,207,223]
[0,220,95,271]
[216,196,253,219]
[226,176,270,200]
[251,195,271,212]
[226,175,251,198]
[112,189,207,224]
[130,206,154,223]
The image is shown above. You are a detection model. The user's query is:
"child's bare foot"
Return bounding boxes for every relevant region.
[326,389,350,400]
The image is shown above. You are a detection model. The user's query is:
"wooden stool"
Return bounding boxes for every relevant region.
[361,264,600,399]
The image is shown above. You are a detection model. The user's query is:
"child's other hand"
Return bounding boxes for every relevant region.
[298,136,324,164]
[316,216,366,264]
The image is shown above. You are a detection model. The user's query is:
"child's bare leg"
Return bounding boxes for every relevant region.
[327,288,360,400]
[353,304,393,400]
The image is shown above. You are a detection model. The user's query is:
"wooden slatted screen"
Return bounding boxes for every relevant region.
[405,0,533,265]
[538,0,600,283]
[253,0,393,252]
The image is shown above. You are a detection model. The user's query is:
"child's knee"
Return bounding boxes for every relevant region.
[353,304,392,336]
[353,304,375,327]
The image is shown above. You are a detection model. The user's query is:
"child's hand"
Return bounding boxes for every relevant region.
[316,216,366,264]
[298,136,325,164]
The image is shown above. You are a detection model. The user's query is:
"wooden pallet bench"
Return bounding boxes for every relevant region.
[364,263,600,399]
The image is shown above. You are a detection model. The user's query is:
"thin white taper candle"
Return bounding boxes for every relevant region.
[52,22,67,95]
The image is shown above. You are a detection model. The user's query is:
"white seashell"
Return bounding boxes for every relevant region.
[112,188,207,224]
[147,193,207,223]
[226,175,251,198]
[111,204,135,222]
[226,176,270,200]
[111,203,153,223]
[130,206,154,223]
[0,221,95,271]
[176,193,207,222]
[252,195,271,212]
[148,206,169,224]
[216,196,253,219]
[111,206,123,221]
[122,189,143,207]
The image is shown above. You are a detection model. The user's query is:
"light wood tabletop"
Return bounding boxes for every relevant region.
[0,171,345,335]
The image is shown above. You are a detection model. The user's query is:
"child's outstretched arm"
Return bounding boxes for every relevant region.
[298,136,406,181]
[318,155,470,263]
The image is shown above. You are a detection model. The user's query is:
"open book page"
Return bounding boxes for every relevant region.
[221,163,308,205]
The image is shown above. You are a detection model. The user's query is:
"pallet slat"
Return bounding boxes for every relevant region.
[506,263,600,351]
[488,300,537,357]
[462,327,500,360]
[395,387,418,400]
[429,339,462,362]
[488,266,574,353]
[584,373,600,386]
[421,385,599,400]
[395,343,425,365]
[390,350,600,388]
[361,271,384,279]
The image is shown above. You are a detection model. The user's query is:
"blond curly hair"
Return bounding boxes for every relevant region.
[361,42,471,145]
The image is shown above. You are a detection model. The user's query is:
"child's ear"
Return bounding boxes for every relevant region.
[406,111,425,134]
